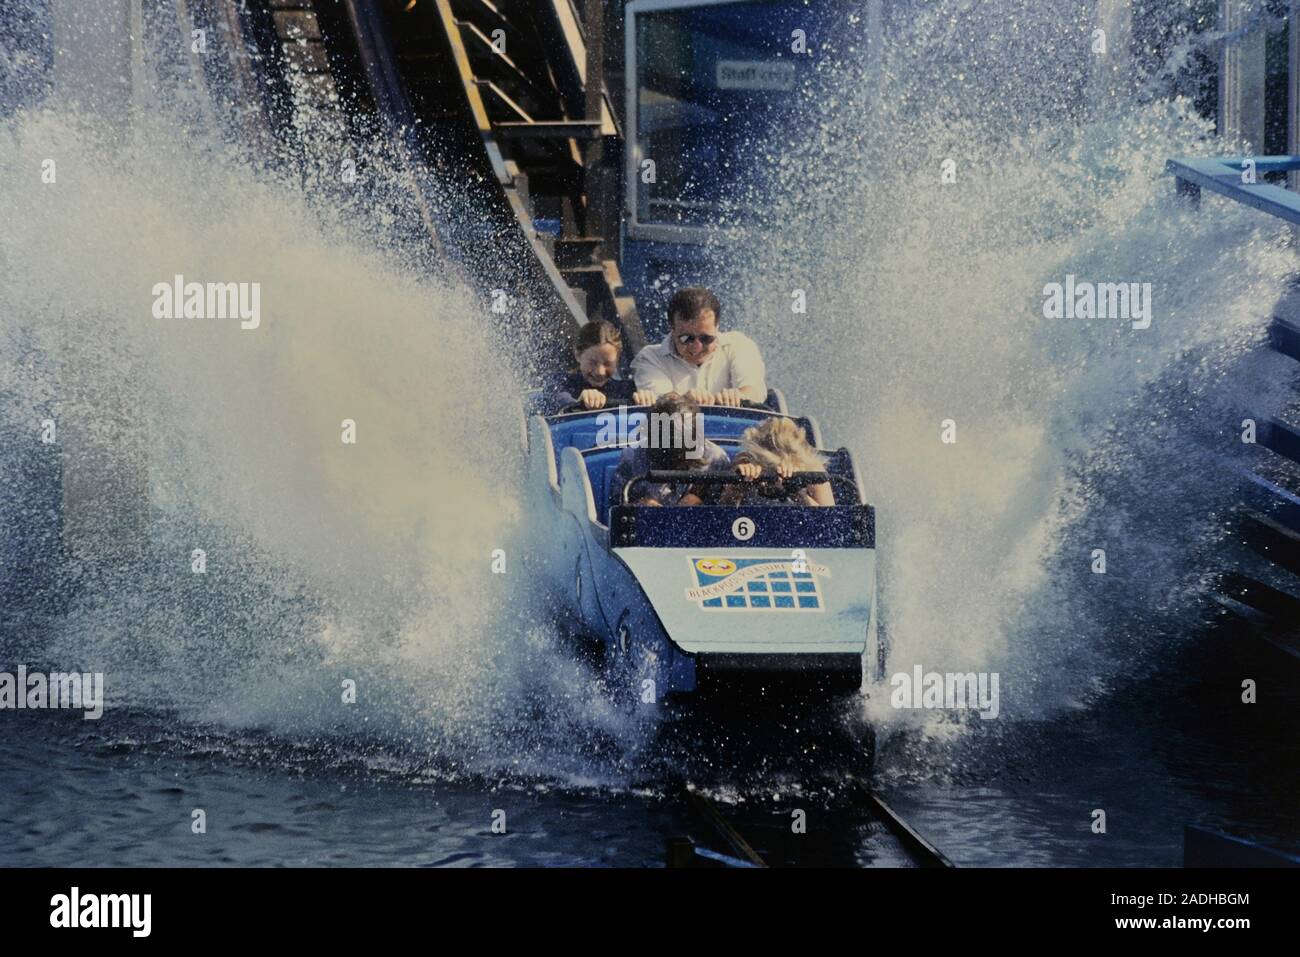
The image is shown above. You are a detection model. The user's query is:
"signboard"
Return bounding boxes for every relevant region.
[715,59,796,91]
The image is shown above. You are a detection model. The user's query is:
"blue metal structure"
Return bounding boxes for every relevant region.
[1166,156,1300,225]
[1169,152,1300,658]
[619,0,872,339]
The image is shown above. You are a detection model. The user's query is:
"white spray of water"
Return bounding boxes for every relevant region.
[734,0,1297,734]
[4,0,1297,782]
[0,83,649,781]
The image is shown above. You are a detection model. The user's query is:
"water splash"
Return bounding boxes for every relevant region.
[4,0,1297,787]
[734,0,1297,730]
[0,7,648,786]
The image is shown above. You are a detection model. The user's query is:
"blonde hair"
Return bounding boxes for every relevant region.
[736,417,824,473]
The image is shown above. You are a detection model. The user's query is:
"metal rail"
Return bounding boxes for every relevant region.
[334,0,646,363]
[205,0,279,153]
[861,789,955,869]
[1166,155,1300,224]
[687,792,768,868]
[341,0,454,266]
[671,782,953,869]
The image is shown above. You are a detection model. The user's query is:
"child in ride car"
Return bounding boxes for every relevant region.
[549,320,656,413]
[722,417,835,506]
[614,393,730,506]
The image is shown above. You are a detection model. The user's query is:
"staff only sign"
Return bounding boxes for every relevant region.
[715,60,796,91]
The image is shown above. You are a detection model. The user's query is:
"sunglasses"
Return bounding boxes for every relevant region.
[675,333,717,346]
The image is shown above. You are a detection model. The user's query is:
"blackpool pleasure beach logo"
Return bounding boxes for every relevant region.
[685,556,829,611]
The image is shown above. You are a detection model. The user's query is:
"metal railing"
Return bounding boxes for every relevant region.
[1166,155,1300,224]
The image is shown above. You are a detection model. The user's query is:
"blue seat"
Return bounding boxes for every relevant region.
[693,411,817,446]
[574,447,627,520]
[546,414,628,455]
[696,413,761,440]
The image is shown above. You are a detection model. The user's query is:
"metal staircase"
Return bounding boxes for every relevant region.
[207,0,645,375]
[377,0,645,357]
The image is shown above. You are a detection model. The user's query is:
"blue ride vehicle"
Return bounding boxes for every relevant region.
[525,389,883,702]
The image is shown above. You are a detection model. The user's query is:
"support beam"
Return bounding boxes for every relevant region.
[1219,0,1267,151]
[584,0,604,125]
[1166,155,1300,224]
[581,0,616,264]
[1290,0,1300,189]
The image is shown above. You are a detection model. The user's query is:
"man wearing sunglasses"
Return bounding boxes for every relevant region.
[630,286,768,409]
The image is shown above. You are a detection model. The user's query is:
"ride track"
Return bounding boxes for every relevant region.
[668,781,954,868]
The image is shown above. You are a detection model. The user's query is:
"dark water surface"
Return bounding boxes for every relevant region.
[2,621,1295,868]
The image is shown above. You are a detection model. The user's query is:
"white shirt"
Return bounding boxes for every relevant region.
[631,330,768,400]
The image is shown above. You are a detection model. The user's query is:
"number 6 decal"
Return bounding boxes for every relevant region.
[731,516,756,541]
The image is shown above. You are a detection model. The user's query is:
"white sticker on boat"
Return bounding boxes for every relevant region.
[685,556,830,612]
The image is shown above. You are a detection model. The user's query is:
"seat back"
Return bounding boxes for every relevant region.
[548,408,815,459]
[588,440,747,522]
[578,447,631,522]
[547,412,644,456]
[588,443,860,520]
